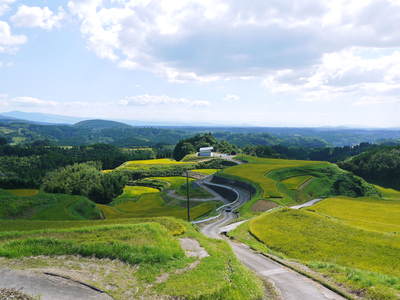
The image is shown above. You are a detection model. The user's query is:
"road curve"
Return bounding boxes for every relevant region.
[199,182,345,300]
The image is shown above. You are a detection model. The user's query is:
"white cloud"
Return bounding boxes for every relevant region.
[263,48,400,104]
[0,0,15,16]
[9,96,57,107]
[224,94,240,102]
[67,0,400,83]
[120,94,210,107]
[0,21,27,53]
[11,5,65,30]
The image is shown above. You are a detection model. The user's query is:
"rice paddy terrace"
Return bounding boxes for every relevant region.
[226,156,400,300]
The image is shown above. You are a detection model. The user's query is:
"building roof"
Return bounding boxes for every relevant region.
[199,146,214,152]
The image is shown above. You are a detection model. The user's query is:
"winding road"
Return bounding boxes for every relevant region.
[199,178,345,300]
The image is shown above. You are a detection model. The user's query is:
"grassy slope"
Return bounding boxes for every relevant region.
[0,217,265,300]
[98,183,217,221]
[231,195,400,300]
[309,196,400,233]
[0,189,102,220]
[149,176,213,198]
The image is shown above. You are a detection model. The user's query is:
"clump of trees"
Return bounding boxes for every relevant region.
[42,162,128,204]
[0,143,154,189]
[173,133,239,160]
[242,142,377,162]
[339,146,400,190]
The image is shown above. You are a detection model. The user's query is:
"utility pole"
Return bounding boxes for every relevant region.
[186,170,191,222]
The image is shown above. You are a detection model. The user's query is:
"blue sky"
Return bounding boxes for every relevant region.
[1,0,400,127]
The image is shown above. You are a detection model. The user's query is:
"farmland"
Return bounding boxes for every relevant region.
[116,158,194,171]
[220,155,378,217]
[190,169,220,175]
[230,192,400,300]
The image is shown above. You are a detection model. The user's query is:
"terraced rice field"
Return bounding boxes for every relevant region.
[224,155,322,199]
[189,169,219,175]
[235,192,400,300]
[309,196,400,233]
[117,159,193,170]
[221,155,324,208]
[281,176,313,189]
[98,183,216,220]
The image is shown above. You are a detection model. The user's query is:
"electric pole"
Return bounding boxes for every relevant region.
[186,170,191,222]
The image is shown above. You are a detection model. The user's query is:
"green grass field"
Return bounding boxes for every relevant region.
[0,217,265,299]
[0,189,102,220]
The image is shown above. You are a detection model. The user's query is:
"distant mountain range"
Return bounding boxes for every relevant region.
[1,111,400,148]
[0,111,223,127]
[1,111,85,124]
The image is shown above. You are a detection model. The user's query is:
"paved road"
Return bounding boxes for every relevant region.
[199,183,345,300]
[291,198,323,209]
[0,269,112,300]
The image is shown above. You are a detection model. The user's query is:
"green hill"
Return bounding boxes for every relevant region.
[74,119,133,130]
[339,146,400,190]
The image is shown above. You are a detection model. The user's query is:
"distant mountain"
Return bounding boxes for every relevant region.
[2,111,85,124]
[74,119,133,130]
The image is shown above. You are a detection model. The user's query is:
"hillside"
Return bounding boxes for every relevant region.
[339,146,400,190]
[0,120,190,146]
[74,119,133,130]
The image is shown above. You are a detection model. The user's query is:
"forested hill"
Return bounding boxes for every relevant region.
[0,119,190,146]
[1,116,400,149]
[339,146,400,190]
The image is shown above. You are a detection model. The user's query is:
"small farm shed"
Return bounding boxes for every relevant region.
[198,147,214,157]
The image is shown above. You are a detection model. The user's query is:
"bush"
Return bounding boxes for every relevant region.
[42,162,128,204]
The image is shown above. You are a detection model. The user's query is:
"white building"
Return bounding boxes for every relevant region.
[198,146,214,157]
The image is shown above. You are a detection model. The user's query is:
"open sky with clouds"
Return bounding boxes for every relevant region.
[1,0,400,127]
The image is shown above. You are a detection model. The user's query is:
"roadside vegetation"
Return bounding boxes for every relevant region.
[0,217,266,299]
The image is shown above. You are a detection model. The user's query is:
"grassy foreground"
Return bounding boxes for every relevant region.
[0,217,265,300]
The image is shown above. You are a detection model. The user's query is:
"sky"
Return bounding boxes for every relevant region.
[1,0,400,127]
